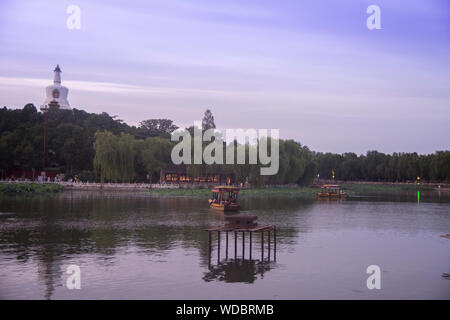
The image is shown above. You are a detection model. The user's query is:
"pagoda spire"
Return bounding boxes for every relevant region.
[53,64,61,84]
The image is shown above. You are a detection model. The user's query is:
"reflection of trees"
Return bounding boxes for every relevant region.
[36,241,63,300]
[203,259,273,283]
[0,193,312,258]
[0,192,313,298]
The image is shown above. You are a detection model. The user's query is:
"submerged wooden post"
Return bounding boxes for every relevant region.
[273,227,276,261]
[274,226,277,261]
[208,231,212,267]
[249,231,253,260]
[234,231,237,260]
[225,231,229,260]
[242,231,245,258]
[261,230,264,261]
[217,231,220,263]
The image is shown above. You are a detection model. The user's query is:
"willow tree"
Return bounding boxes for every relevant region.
[93,131,136,182]
[136,136,173,181]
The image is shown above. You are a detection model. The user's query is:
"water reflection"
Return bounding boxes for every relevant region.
[348,190,450,203]
[0,190,449,299]
[203,259,274,283]
[0,192,311,298]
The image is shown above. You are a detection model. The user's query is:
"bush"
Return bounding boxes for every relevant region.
[0,183,64,194]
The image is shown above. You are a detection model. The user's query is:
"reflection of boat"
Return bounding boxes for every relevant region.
[209,186,240,211]
[317,184,347,200]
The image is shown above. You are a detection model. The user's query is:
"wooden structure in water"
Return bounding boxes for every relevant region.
[206,215,276,265]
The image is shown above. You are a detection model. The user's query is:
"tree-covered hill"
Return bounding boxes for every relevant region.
[1,104,449,183]
[0,104,176,179]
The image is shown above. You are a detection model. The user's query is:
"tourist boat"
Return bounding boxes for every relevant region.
[317,184,347,200]
[209,186,240,212]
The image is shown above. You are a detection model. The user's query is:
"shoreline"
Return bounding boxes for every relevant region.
[1,181,448,197]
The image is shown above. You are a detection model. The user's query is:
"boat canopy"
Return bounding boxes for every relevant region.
[212,186,240,193]
[321,184,341,189]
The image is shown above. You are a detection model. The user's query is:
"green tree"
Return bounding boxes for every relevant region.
[93,131,136,182]
[202,109,216,131]
[138,119,178,138]
[136,136,173,182]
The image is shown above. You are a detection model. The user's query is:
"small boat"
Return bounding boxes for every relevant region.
[317,184,347,200]
[209,186,240,212]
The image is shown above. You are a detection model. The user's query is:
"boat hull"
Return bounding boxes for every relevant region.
[209,202,240,212]
[317,192,347,200]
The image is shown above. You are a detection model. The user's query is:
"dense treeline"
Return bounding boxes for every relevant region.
[0,104,176,181]
[0,105,449,183]
[93,129,316,186]
[315,150,450,182]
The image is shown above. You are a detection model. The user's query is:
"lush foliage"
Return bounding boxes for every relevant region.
[93,131,172,182]
[202,109,216,131]
[0,105,176,180]
[1,105,449,183]
[138,119,178,139]
[315,150,450,182]
[93,131,136,182]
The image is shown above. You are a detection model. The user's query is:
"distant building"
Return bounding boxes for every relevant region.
[160,163,234,185]
[42,65,71,109]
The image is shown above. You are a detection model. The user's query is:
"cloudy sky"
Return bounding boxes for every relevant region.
[0,0,449,154]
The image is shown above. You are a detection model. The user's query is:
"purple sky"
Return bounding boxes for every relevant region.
[0,0,449,154]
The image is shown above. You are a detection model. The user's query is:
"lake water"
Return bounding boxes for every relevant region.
[0,191,449,299]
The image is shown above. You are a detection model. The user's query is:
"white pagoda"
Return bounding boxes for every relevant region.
[42,64,71,109]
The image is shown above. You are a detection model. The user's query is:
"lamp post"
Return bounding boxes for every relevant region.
[416,176,421,204]
[40,105,49,178]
